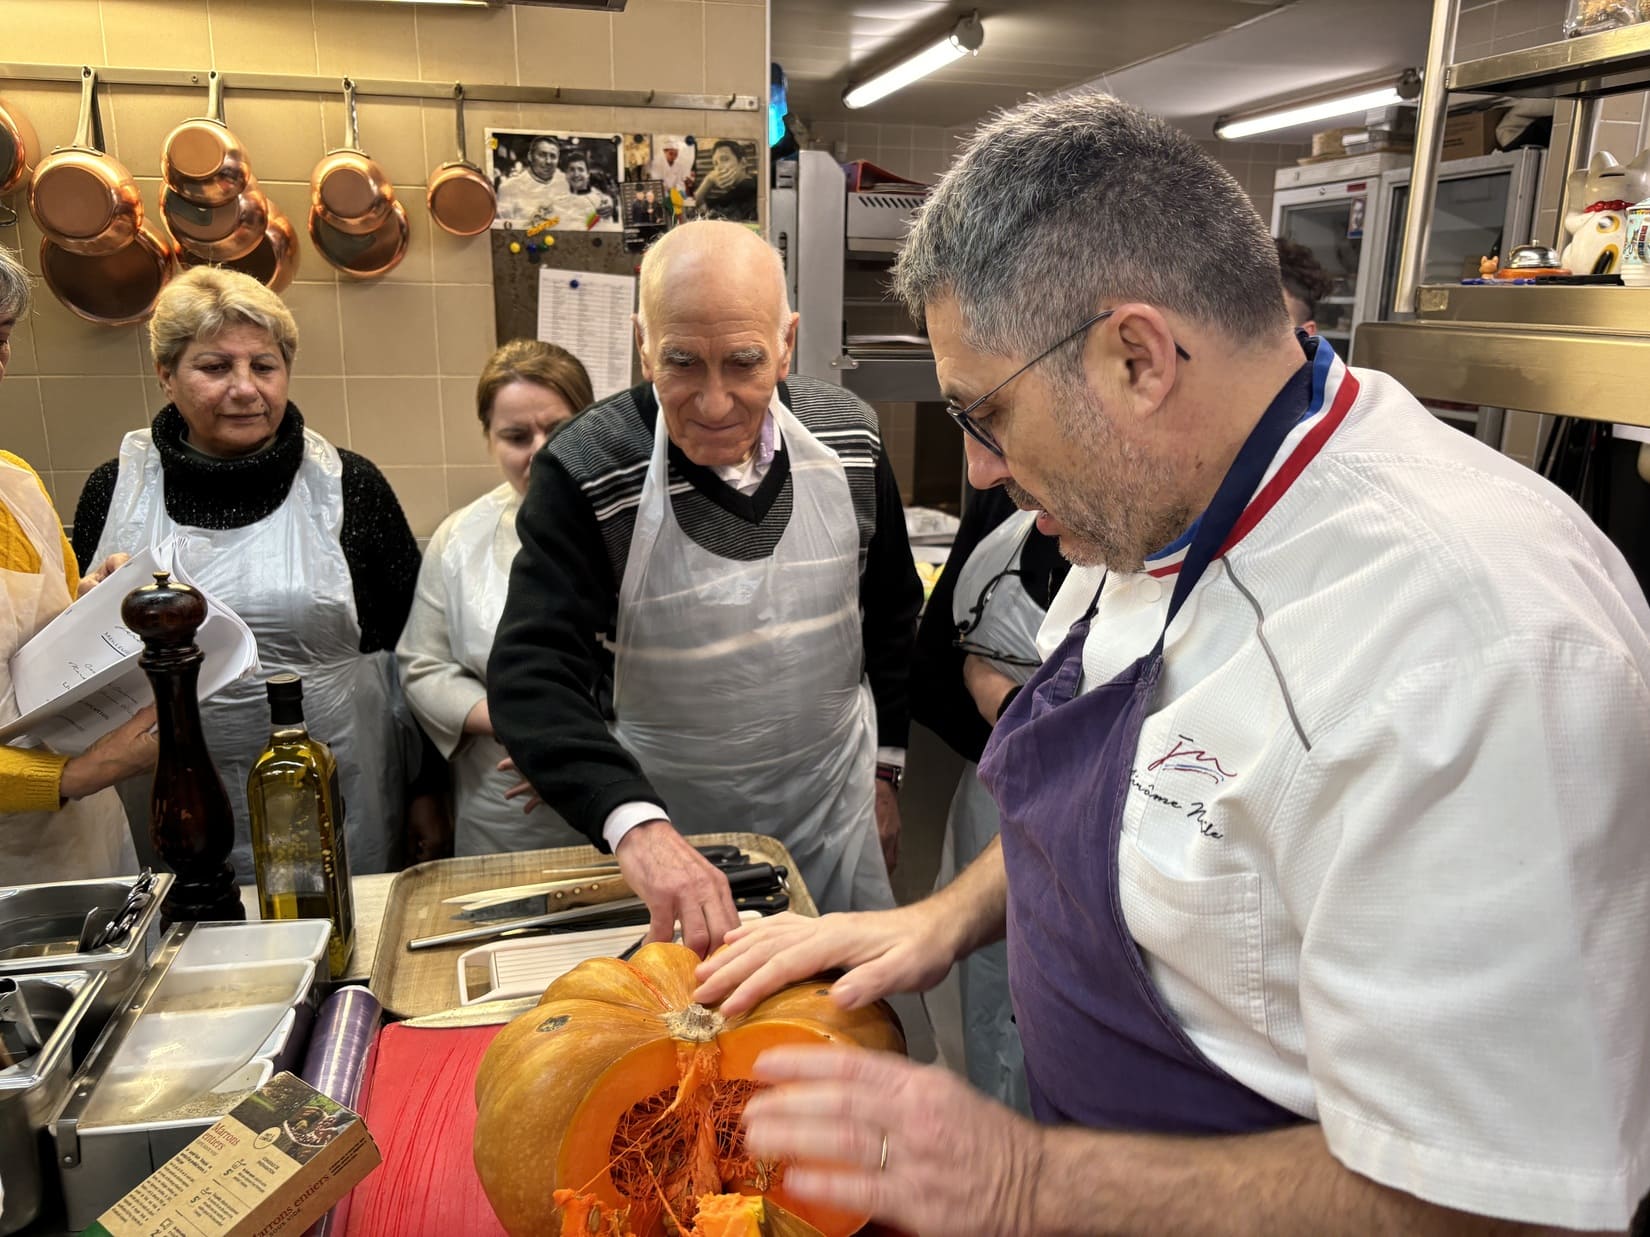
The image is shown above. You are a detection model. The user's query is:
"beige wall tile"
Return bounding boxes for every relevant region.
[430,226,494,285]
[414,7,519,84]
[55,470,94,526]
[3,83,87,163]
[223,94,328,184]
[0,0,105,64]
[39,375,149,471]
[103,0,212,69]
[28,293,144,377]
[314,4,418,80]
[321,95,428,191]
[434,284,498,377]
[339,282,437,374]
[517,104,618,136]
[378,202,435,285]
[425,99,518,181]
[208,0,320,75]
[440,377,492,467]
[1501,409,1542,461]
[282,281,344,375]
[104,86,198,180]
[514,7,614,91]
[287,374,349,447]
[615,0,706,95]
[345,376,443,466]
[1601,93,1648,125]
[380,464,449,538]
[0,376,50,468]
[704,3,765,97]
[445,464,500,512]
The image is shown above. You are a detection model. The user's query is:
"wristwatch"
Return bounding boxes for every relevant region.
[875,762,903,792]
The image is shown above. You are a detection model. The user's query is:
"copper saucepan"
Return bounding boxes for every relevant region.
[164,175,270,262]
[28,67,144,257]
[426,84,495,237]
[180,204,300,294]
[0,97,40,196]
[308,198,408,279]
[311,78,396,236]
[162,71,251,208]
[40,217,178,327]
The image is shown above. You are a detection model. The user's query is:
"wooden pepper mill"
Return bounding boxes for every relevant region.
[122,570,244,927]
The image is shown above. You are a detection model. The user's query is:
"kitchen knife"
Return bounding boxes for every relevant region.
[452,862,787,922]
[401,994,543,1029]
[409,886,790,952]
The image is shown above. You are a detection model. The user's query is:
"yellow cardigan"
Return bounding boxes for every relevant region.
[0,451,80,812]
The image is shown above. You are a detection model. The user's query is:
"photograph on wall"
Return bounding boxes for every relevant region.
[621,178,670,251]
[622,134,699,223]
[486,129,623,232]
[688,137,759,223]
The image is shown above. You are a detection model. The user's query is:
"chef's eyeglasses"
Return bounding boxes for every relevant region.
[945,307,1193,458]
[952,528,1042,669]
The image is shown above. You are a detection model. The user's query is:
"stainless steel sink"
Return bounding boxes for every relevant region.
[0,970,105,1236]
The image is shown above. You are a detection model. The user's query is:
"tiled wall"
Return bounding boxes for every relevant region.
[0,0,766,538]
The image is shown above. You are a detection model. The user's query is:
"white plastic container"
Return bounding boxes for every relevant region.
[170,919,331,970]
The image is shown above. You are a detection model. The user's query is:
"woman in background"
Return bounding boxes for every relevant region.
[74,267,424,877]
[398,339,593,854]
[0,244,151,881]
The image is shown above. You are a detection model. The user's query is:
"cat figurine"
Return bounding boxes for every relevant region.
[1560,149,1650,275]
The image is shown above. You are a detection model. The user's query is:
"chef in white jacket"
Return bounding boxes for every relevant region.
[397,339,594,854]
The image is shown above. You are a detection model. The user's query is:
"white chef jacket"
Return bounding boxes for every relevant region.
[1037,353,1650,1231]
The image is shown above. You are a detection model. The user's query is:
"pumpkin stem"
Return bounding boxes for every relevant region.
[663,1004,725,1043]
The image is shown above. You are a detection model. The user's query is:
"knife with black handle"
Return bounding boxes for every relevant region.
[453,862,787,923]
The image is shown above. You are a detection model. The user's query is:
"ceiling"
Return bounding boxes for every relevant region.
[774,0,1432,138]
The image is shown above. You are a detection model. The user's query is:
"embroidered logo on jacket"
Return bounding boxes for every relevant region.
[1146,734,1236,786]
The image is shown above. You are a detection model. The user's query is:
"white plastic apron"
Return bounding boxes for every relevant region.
[440,482,582,855]
[942,508,1044,1111]
[94,428,409,877]
[0,459,136,882]
[610,402,893,914]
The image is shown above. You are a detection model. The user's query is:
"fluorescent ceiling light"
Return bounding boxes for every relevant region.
[1215,85,1403,140]
[843,12,983,110]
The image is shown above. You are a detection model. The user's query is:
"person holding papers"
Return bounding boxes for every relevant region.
[0,245,150,881]
[72,267,425,876]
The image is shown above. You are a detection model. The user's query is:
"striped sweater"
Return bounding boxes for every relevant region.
[489,377,923,846]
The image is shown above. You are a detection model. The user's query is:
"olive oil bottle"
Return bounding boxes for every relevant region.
[247,673,354,978]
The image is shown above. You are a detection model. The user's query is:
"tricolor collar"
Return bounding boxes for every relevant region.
[1144,333,1359,579]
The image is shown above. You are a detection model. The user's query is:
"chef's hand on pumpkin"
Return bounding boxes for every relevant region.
[873,781,900,873]
[76,552,131,597]
[616,819,741,958]
[496,756,544,813]
[962,654,1018,726]
[694,904,955,1017]
[742,1045,1044,1237]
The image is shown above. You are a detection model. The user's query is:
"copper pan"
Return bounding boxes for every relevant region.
[0,97,40,196]
[426,85,495,237]
[311,78,395,236]
[28,67,144,257]
[164,175,270,262]
[162,71,252,209]
[180,204,300,294]
[308,198,407,279]
[40,217,178,327]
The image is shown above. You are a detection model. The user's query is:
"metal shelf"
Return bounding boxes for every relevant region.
[834,350,943,404]
[1353,284,1650,426]
[1448,21,1650,99]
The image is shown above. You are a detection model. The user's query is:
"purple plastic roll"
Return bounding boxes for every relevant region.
[300,986,382,1237]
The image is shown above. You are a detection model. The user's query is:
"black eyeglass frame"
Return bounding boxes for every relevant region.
[944,307,1193,458]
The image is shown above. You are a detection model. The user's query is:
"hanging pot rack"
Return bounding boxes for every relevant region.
[0,61,759,113]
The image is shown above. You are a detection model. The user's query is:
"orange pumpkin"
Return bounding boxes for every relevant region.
[474,942,903,1237]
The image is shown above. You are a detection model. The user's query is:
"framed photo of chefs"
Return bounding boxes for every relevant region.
[486,130,624,233]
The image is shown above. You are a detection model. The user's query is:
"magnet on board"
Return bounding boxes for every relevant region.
[509,241,522,254]
[570,278,580,289]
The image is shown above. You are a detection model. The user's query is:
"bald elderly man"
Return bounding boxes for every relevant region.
[490,220,923,951]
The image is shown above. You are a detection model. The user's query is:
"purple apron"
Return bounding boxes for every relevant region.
[977,367,1312,1134]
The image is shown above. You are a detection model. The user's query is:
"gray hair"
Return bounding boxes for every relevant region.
[894,93,1287,379]
[149,266,298,372]
[0,244,31,321]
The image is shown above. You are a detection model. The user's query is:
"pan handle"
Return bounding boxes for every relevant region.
[71,66,98,152]
[342,76,361,151]
[454,82,469,165]
[207,69,225,126]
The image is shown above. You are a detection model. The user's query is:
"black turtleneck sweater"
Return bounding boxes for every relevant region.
[71,404,422,655]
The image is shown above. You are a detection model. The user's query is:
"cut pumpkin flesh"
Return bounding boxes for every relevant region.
[552,1189,827,1237]
[474,943,903,1237]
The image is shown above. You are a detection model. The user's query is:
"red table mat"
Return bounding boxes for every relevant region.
[344,1023,508,1237]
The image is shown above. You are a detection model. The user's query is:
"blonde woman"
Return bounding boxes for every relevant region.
[397,339,592,854]
[73,267,423,876]
[0,244,150,881]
